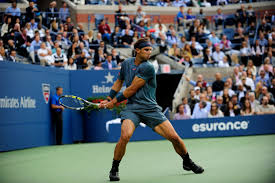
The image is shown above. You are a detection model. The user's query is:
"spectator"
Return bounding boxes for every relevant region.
[176,6,185,31]
[46,1,59,27]
[193,93,211,114]
[7,49,19,62]
[231,94,241,115]
[29,35,42,64]
[168,43,181,58]
[216,95,226,113]
[192,101,208,119]
[184,74,208,90]
[188,89,199,113]
[213,45,225,63]
[224,101,238,117]
[115,4,129,30]
[167,30,179,47]
[37,42,54,66]
[110,26,121,47]
[246,22,257,39]
[64,57,77,70]
[121,29,133,48]
[184,8,196,27]
[111,48,123,66]
[220,35,232,54]
[52,47,67,68]
[259,58,273,75]
[1,17,13,38]
[208,31,220,45]
[256,96,275,115]
[94,48,106,65]
[102,54,118,70]
[173,0,186,7]
[214,8,224,30]
[216,0,227,6]
[240,41,251,66]
[98,19,111,43]
[246,5,256,25]
[258,18,271,36]
[218,56,229,67]
[208,102,224,118]
[258,86,274,104]
[212,72,224,93]
[59,1,70,24]
[64,17,74,32]
[50,86,64,145]
[258,32,268,47]
[5,1,21,22]
[237,71,255,91]
[76,51,89,70]
[245,60,257,76]
[249,92,260,112]
[174,104,191,120]
[251,39,264,66]
[135,6,147,24]
[203,48,215,66]
[255,70,270,87]
[269,78,275,98]
[182,97,191,116]
[235,5,247,26]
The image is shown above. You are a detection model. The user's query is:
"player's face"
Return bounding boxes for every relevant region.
[138,46,152,60]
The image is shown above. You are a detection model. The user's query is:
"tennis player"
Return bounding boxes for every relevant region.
[100,38,204,181]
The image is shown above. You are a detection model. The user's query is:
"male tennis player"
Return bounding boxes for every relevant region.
[100,38,204,181]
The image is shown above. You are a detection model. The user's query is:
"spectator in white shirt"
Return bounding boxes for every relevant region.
[208,102,224,118]
[52,47,67,68]
[218,56,230,67]
[64,57,77,70]
[237,71,255,91]
[37,42,54,66]
[213,45,225,63]
[192,101,208,119]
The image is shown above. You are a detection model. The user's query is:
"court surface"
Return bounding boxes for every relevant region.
[0,134,275,183]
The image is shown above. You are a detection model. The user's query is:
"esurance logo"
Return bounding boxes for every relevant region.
[92,72,126,94]
[192,121,249,132]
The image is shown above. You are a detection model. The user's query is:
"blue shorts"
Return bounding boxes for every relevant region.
[120,107,168,129]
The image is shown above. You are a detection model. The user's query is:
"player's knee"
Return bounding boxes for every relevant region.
[169,134,181,144]
[120,133,131,143]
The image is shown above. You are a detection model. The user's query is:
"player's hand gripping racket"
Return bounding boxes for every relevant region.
[59,95,100,110]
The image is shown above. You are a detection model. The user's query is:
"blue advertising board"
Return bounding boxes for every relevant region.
[0,62,72,151]
[107,115,275,142]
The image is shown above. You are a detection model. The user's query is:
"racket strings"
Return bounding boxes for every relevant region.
[60,97,84,108]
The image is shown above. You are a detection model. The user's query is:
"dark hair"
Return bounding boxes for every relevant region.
[56,86,62,91]
[176,104,184,113]
[134,38,150,49]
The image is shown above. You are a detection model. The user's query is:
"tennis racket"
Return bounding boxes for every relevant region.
[59,95,100,110]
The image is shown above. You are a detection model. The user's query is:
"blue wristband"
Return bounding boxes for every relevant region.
[109,89,117,99]
[116,93,127,102]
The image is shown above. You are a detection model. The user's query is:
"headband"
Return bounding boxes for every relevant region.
[135,42,152,49]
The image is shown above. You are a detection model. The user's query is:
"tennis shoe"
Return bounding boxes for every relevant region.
[109,170,120,181]
[183,158,204,174]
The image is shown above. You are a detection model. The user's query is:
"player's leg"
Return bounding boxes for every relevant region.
[114,119,136,161]
[154,120,204,174]
[154,120,187,157]
[110,119,136,181]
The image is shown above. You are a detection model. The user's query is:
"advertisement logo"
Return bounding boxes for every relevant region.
[42,83,50,104]
[192,121,249,132]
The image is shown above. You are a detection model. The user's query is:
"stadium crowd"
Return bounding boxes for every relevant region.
[0,1,274,70]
